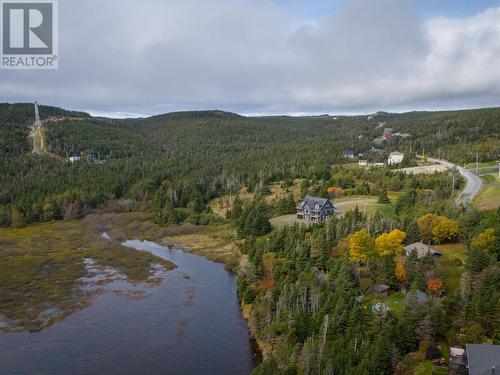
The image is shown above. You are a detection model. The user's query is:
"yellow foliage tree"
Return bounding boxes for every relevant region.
[417,214,440,244]
[471,228,495,251]
[349,229,375,263]
[432,217,459,244]
[418,214,459,244]
[375,229,407,256]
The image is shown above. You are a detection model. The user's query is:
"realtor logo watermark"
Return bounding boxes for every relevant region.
[1,0,58,69]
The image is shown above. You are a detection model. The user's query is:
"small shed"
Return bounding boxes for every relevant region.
[372,283,390,297]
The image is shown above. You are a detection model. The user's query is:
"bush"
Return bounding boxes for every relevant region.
[425,345,442,359]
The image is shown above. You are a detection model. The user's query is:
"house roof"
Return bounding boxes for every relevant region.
[372,284,390,293]
[299,196,333,211]
[403,290,427,306]
[466,344,500,375]
[389,151,404,156]
[343,150,355,155]
[404,242,442,258]
[450,347,465,357]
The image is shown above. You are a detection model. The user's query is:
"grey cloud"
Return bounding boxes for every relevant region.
[0,0,499,116]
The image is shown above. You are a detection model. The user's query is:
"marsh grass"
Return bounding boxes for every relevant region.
[0,218,175,332]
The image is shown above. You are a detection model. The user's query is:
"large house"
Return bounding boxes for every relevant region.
[388,151,404,165]
[449,344,500,375]
[343,150,355,159]
[297,196,335,223]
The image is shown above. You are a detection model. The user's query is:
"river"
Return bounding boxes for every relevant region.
[0,239,256,375]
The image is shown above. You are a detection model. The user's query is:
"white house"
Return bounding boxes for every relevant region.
[388,151,404,165]
[69,156,81,163]
[358,160,368,166]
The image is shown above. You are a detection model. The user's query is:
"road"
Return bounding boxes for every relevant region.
[424,157,483,206]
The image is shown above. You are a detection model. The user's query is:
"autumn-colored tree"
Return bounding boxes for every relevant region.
[418,214,459,244]
[375,229,407,256]
[327,186,343,197]
[471,228,495,252]
[426,277,444,294]
[395,263,406,282]
[349,229,375,263]
[432,217,459,244]
[468,228,495,274]
[417,214,441,244]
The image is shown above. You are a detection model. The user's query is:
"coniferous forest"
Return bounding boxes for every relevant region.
[0,103,499,374]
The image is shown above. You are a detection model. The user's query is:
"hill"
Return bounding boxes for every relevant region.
[0,103,499,225]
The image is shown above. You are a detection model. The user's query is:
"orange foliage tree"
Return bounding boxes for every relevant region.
[395,263,406,282]
[426,277,444,294]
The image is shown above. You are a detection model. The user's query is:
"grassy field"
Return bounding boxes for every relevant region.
[270,214,311,229]
[335,195,397,218]
[464,160,499,169]
[0,219,174,332]
[435,243,468,293]
[160,224,241,272]
[413,360,447,375]
[480,173,500,184]
[209,180,302,217]
[473,186,500,210]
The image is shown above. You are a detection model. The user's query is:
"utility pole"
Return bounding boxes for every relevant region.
[451,170,456,196]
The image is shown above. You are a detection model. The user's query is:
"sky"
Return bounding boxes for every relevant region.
[1,0,500,117]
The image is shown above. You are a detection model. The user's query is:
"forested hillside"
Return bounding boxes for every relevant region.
[0,103,499,374]
[0,103,499,227]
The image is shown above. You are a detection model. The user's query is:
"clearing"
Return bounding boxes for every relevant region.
[473,186,500,210]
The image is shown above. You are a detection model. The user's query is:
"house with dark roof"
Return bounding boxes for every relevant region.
[466,344,500,375]
[296,196,335,223]
[343,150,355,159]
[372,283,390,297]
[404,242,442,258]
[403,290,427,306]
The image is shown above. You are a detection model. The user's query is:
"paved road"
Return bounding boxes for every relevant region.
[424,157,483,206]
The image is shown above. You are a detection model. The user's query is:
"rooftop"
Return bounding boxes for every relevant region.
[466,344,500,375]
[299,196,332,210]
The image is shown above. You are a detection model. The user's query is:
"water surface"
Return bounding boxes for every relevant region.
[0,239,256,375]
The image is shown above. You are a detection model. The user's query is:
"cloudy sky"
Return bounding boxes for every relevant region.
[2,0,500,117]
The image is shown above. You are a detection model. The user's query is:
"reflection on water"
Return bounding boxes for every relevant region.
[0,239,256,375]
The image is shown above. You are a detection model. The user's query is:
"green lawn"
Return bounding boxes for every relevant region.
[413,360,433,375]
[435,243,467,263]
[474,186,500,210]
[334,195,396,218]
[464,160,499,169]
[435,243,467,293]
[481,173,500,184]
[413,360,447,375]
[384,292,405,316]
[270,214,311,229]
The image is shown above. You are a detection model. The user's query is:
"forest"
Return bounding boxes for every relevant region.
[0,103,499,228]
[0,103,499,373]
